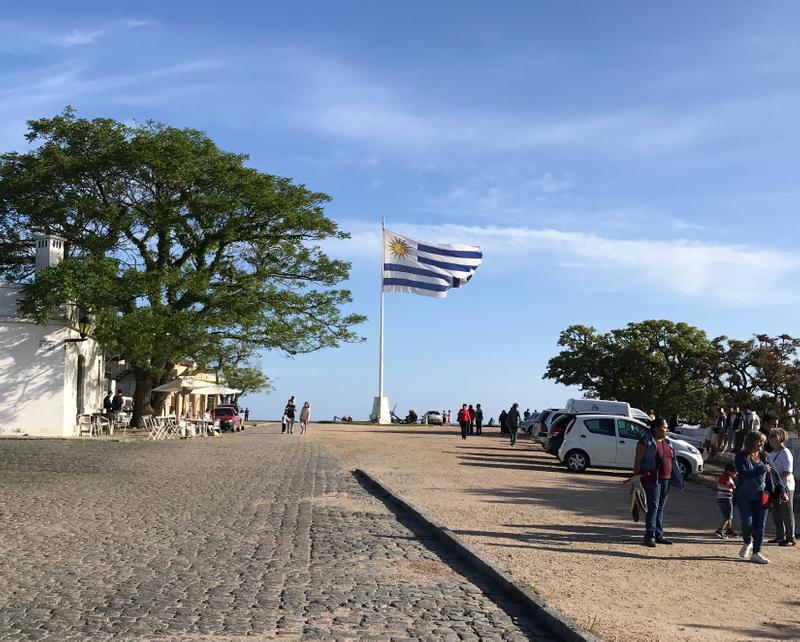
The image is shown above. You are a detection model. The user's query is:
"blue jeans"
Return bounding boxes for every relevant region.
[737,494,768,553]
[644,479,670,540]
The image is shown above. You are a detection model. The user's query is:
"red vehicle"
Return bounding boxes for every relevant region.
[211,405,242,432]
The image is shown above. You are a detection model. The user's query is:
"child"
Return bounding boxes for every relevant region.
[715,463,737,538]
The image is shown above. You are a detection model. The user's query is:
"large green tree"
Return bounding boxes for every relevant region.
[0,108,365,424]
[544,320,720,422]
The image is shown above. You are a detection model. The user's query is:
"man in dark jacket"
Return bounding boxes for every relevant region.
[507,403,521,446]
[475,403,484,435]
[499,409,508,435]
[103,391,113,420]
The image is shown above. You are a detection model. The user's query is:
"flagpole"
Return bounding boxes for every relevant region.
[379,218,385,400]
[372,218,390,423]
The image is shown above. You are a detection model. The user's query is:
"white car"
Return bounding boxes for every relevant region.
[421,410,444,425]
[557,414,704,478]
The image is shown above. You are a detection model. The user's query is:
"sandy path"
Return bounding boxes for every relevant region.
[306,422,800,642]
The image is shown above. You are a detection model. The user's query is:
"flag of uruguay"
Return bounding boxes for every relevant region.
[381,228,483,298]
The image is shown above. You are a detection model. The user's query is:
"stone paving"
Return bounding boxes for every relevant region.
[0,427,551,640]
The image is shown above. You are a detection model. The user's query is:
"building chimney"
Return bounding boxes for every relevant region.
[34,235,65,271]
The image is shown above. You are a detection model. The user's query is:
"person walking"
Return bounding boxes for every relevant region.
[767,428,795,546]
[475,403,483,436]
[468,404,476,435]
[457,404,470,440]
[735,431,772,563]
[499,408,508,435]
[633,417,679,547]
[284,397,296,434]
[244,407,250,421]
[507,403,521,446]
[299,402,311,435]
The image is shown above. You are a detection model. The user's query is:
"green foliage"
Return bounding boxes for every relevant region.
[545,320,718,422]
[546,321,800,426]
[0,108,365,418]
[222,364,273,400]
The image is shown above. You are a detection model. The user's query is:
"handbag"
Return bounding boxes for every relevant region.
[765,461,788,509]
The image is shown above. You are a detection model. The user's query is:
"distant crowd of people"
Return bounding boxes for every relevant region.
[455,403,484,439]
[709,405,770,454]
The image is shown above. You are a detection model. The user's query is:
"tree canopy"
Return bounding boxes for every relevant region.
[0,108,365,422]
[545,320,800,425]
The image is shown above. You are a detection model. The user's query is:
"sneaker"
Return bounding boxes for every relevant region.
[751,552,770,564]
[779,540,792,547]
[725,529,738,537]
[739,542,753,559]
[643,538,656,548]
[715,529,727,539]
[655,537,674,545]
[768,537,782,544]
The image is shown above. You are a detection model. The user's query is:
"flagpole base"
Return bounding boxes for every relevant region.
[371,396,391,424]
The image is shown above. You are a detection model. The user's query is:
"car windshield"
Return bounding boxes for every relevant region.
[427,411,441,416]
[534,411,550,422]
[215,409,234,416]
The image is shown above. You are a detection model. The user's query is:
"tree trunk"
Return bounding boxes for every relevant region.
[132,368,155,428]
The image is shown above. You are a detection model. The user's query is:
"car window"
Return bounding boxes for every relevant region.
[551,414,575,429]
[535,411,550,422]
[617,419,642,440]
[583,418,615,436]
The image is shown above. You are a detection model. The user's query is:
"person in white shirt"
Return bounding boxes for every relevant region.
[745,408,760,432]
[768,428,795,546]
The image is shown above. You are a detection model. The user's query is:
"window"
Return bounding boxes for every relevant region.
[617,420,642,440]
[583,418,615,436]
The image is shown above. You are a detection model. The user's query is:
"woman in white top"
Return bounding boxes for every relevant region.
[299,402,311,435]
[768,428,796,546]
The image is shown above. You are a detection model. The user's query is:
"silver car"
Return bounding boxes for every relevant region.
[422,410,444,425]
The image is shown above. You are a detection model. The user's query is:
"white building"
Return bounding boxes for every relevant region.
[0,236,105,437]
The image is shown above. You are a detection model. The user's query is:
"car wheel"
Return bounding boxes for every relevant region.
[677,457,691,479]
[565,450,589,473]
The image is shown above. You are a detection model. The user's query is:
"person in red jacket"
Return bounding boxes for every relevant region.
[457,404,470,440]
[468,404,476,435]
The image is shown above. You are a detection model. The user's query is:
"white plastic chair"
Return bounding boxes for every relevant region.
[77,414,93,437]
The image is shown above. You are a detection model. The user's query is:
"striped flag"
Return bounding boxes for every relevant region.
[381,228,483,298]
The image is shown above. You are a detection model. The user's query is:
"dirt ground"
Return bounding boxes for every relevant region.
[303,422,800,642]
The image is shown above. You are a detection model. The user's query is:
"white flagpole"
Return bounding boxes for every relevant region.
[371,218,390,423]
[379,218,385,399]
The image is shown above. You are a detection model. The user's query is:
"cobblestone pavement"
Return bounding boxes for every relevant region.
[0,427,551,641]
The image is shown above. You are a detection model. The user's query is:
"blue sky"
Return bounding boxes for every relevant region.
[3,2,800,421]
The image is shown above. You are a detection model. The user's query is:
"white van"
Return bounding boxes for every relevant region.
[565,398,631,417]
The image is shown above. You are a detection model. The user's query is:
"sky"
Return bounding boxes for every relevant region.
[3,2,800,421]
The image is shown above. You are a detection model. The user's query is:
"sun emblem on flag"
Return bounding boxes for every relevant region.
[388,236,412,259]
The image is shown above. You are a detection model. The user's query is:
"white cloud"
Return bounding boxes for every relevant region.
[0,18,150,52]
[0,59,221,150]
[328,221,799,305]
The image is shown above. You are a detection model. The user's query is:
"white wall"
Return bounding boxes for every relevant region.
[0,321,69,436]
[0,284,104,437]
